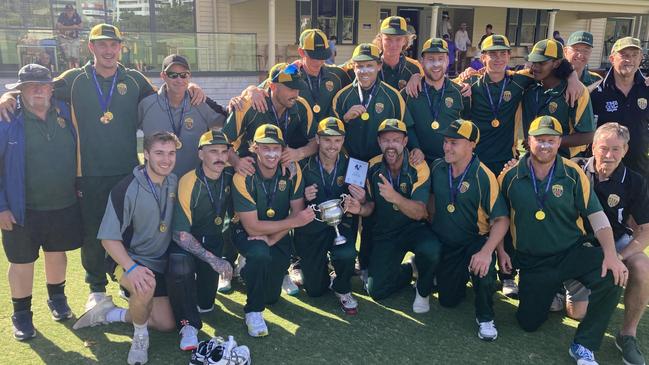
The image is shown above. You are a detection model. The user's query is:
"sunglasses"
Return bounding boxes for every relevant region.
[271,63,299,82]
[166,71,191,79]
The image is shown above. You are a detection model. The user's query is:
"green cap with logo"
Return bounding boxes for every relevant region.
[352,43,381,62]
[299,29,331,60]
[268,63,304,90]
[528,115,563,136]
[567,31,594,47]
[611,37,642,54]
[254,124,285,145]
[421,38,449,54]
[198,130,231,149]
[89,23,122,42]
[378,118,407,134]
[317,117,346,136]
[440,119,480,143]
[528,39,564,62]
[380,16,408,36]
[480,35,511,52]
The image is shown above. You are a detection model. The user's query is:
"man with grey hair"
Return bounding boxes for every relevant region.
[565,122,649,365]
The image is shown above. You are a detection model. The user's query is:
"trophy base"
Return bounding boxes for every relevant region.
[333,235,347,246]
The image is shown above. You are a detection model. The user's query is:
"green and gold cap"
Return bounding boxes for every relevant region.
[421,38,449,54]
[268,63,304,89]
[89,23,122,42]
[299,29,331,60]
[528,115,563,136]
[253,124,285,145]
[351,43,381,62]
[440,119,480,143]
[528,39,564,62]
[567,31,594,47]
[317,117,346,136]
[380,16,408,36]
[480,35,511,52]
[198,130,231,149]
[611,37,642,54]
[378,118,407,134]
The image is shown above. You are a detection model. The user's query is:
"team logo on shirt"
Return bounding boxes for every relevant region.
[503,91,512,102]
[607,194,621,207]
[326,80,335,92]
[117,82,128,95]
[337,176,345,186]
[225,186,231,194]
[638,98,647,110]
[184,117,194,130]
[375,103,384,114]
[398,79,407,89]
[445,97,454,108]
[57,117,66,128]
[606,100,618,112]
[278,179,287,191]
[548,102,558,114]
[552,184,563,197]
[460,181,470,193]
[400,182,408,193]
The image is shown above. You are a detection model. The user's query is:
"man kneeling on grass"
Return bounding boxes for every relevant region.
[74,131,179,365]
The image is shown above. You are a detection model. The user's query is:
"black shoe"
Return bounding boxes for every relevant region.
[12,310,36,341]
[47,293,73,321]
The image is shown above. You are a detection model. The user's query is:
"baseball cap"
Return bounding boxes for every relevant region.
[528,115,563,136]
[198,130,231,149]
[380,16,408,36]
[89,23,122,42]
[299,29,331,60]
[5,64,53,90]
[567,31,594,47]
[317,117,346,136]
[440,119,480,143]
[378,118,407,135]
[268,63,304,90]
[527,39,564,62]
[421,38,449,55]
[611,37,642,54]
[64,4,74,10]
[351,43,381,62]
[162,54,191,72]
[253,124,285,145]
[481,35,511,52]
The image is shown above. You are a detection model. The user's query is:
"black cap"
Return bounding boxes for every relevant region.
[5,64,53,90]
[64,4,74,9]
[162,54,191,72]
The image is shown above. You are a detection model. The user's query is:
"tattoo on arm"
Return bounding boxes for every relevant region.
[175,231,230,274]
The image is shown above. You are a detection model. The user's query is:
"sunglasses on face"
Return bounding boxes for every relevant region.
[166,71,191,79]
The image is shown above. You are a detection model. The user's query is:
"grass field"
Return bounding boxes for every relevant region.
[0,246,647,365]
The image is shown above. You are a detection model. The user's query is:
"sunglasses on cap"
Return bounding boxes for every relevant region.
[271,63,299,82]
[166,71,190,79]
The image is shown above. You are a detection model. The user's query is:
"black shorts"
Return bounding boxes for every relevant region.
[2,203,83,264]
[116,265,168,298]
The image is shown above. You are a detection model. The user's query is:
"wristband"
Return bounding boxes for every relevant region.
[126,263,139,275]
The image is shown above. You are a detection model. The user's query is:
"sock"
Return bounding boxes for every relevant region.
[106,308,127,323]
[133,321,148,337]
[46,281,66,298]
[12,296,32,313]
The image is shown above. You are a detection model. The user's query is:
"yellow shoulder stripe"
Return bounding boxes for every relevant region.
[411,161,430,194]
[293,164,303,195]
[296,97,314,134]
[368,154,383,168]
[178,170,198,226]
[563,158,591,209]
[233,173,255,205]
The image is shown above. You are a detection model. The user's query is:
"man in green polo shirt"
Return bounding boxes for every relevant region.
[402,38,470,163]
[345,119,439,311]
[565,31,603,90]
[232,124,315,337]
[521,39,595,158]
[499,115,626,365]
[294,117,360,315]
[429,119,509,341]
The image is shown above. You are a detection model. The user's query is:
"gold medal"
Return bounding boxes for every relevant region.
[100,116,108,124]
[175,140,183,150]
[266,208,276,218]
[159,222,167,232]
[104,111,113,121]
[393,204,399,211]
[214,216,222,225]
[431,120,440,130]
[535,210,546,221]
[491,119,500,128]
[361,112,369,120]
[447,204,455,213]
[313,104,321,113]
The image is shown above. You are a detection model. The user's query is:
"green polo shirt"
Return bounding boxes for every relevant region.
[223,95,314,157]
[580,67,603,88]
[54,62,155,177]
[520,80,595,158]
[380,55,423,90]
[173,166,234,239]
[402,78,470,162]
[366,150,430,240]
[464,70,535,165]
[429,156,508,246]
[292,65,351,121]
[23,106,77,210]
[232,164,304,221]
[332,80,418,162]
[499,154,602,256]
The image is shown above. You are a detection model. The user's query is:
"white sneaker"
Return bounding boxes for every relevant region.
[73,296,116,330]
[335,292,358,315]
[282,275,299,296]
[217,276,232,293]
[245,312,268,337]
[197,305,215,314]
[502,279,519,298]
[85,292,107,311]
[477,319,498,341]
[179,324,199,351]
[234,256,246,278]
[550,293,566,312]
[127,333,149,365]
[412,285,430,314]
[289,261,304,286]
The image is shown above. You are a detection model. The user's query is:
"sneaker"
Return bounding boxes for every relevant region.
[197,305,215,314]
[11,310,36,341]
[217,276,232,293]
[477,319,498,341]
[412,285,430,314]
[127,333,149,365]
[119,289,130,302]
[245,312,268,337]
[85,291,108,311]
[282,274,299,296]
[206,336,251,365]
[230,345,252,365]
[336,292,358,315]
[47,293,73,321]
[409,255,419,280]
[289,260,304,286]
[616,332,646,365]
[360,269,369,292]
[502,279,519,298]
[550,293,566,312]
[234,256,246,278]
[73,296,116,330]
[569,342,598,365]
[189,339,214,365]
[179,324,199,351]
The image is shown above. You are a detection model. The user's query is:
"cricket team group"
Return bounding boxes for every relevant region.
[1,16,649,365]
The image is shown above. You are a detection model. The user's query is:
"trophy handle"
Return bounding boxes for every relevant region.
[340,193,349,213]
[308,204,324,222]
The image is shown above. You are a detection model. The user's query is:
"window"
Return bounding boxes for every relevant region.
[506,9,549,46]
[295,0,358,45]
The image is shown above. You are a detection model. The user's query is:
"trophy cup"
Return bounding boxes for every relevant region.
[310,194,348,245]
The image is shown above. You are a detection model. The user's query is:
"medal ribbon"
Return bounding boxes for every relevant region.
[269,92,289,134]
[317,154,340,198]
[143,167,168,225]
[357,81,379,111]
[199,166,224,218]
[258,169,279,211]
[380,55,406,82]
[424,78,446,123]
[164,90,189,137]
[483,75,508,122]
[529,160,556,213]
[91,67,118,113]
[303,65,322,102]
[447,155,476,206]
[385,165,402,190]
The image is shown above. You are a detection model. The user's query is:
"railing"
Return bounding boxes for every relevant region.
[0,29,258,73]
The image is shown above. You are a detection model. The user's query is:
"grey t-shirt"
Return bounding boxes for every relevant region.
[97,165,178,273]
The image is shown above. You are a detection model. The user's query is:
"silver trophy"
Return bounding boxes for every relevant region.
[310,194,349,245]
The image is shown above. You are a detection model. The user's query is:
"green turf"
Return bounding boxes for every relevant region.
[0,247,646,365]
